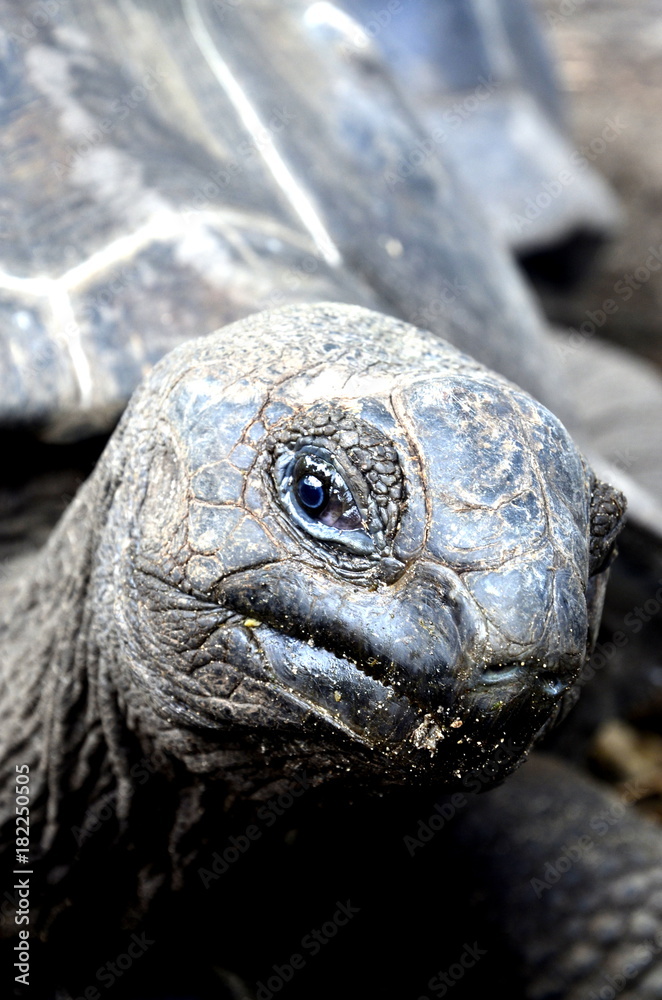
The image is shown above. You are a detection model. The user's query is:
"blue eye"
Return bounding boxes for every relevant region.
[291,454,363,531]
[274,445,376,556]
[296,474,327,513]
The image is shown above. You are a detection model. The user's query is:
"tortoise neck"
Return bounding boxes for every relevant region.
[0,436,125,873]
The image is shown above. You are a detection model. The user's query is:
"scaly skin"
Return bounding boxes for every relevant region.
[450,754,662,998]
[0,304,623,994]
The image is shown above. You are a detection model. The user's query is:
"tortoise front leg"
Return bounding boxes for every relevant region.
[448,753,662,999]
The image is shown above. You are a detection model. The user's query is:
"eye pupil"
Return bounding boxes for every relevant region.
[286,452,364,535]
[296,474,327,513]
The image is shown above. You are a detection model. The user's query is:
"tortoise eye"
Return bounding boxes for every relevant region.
[292,454,363,531]
[588,480,627,576]
[273,445,374,556]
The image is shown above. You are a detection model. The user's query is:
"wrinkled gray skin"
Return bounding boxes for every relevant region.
[0,305,623,955]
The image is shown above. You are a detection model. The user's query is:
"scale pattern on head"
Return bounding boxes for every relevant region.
[99,303,624,792]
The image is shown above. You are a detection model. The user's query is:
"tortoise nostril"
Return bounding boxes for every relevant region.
[480,661,573,698]
[538,671,567,698]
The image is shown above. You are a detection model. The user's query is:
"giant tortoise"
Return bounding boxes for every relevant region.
[1,2,662,999]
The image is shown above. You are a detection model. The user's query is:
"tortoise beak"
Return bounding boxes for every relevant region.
[216,560,483,713]
[214,558,583,774]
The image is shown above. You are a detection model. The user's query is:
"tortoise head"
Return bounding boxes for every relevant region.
[105,304,625,792]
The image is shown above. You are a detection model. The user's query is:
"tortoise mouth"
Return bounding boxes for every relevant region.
[241,618,576,787]
[252,621,425,746]
[214,562,582,781]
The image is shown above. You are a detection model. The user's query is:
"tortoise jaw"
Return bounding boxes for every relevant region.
[251,621,423,748]
[247,621,576,786]
[214,562,581,780]
[215,560,477,725]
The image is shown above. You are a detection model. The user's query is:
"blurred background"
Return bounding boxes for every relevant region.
[533,0,662,370]
[531,0,662,812]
